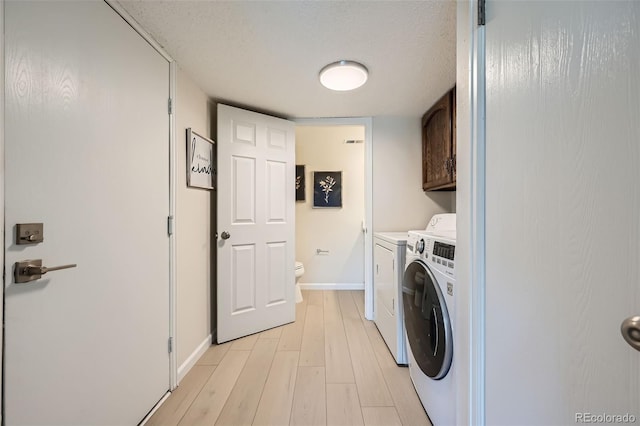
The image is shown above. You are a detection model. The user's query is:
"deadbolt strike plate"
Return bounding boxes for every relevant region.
[16,223,44,245]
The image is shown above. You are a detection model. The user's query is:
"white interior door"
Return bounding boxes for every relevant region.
[217,104,295,343]
[484,1,640,424]
[4,1,170,424]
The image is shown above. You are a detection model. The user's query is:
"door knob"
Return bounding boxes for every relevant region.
[621,316,640,352]
[221,231,231,240]
[14,259,77,284]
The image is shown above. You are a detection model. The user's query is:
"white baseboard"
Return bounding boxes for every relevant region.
[298,283,365,291]
[177,334,212,383]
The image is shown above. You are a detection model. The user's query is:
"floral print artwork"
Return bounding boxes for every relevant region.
[296,165,305,201]
[319,176,336,203]
[313,171,342,208]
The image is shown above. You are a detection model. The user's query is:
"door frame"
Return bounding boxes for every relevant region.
[104,0,179,392]
[1,2,5,419]
[470,7,486,425]
[294,117,374,320]
[457,0,487,424]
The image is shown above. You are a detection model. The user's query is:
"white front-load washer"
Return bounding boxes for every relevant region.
[403,214,456,426]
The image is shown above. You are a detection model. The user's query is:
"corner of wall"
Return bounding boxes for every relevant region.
[175,68,214,368]
[208,98,217,342]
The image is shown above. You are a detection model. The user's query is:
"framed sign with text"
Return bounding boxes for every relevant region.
[187,128,215,190]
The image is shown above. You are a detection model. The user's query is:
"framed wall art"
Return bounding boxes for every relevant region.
[187,128,215,190]
[296,165,306,201]
[313,171,342,208]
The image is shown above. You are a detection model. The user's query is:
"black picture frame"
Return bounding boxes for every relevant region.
[313,171,342,208]
[296,165,305,201]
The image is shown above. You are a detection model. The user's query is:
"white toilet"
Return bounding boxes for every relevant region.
[294,261,305,303]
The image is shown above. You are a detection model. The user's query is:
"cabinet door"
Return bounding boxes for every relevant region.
[422,90,455,191]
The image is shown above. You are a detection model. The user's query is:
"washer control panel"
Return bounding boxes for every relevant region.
[424,237,456,276]
[433,241,455,260]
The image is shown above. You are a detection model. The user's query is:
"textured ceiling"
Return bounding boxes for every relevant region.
[117,0,456,119]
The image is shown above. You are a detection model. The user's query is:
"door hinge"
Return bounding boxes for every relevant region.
[168,98,173,114]
[167,216,174,236]
[478,0,486,26]
[168,337,173,353]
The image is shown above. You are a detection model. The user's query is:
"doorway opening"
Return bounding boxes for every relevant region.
[295,118,373,318]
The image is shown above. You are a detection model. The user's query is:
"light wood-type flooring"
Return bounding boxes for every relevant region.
[146,290,431,426]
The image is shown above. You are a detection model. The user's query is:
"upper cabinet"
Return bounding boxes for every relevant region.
[422,87,456,191]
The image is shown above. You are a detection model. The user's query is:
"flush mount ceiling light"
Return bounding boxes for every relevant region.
[319,60,368,91]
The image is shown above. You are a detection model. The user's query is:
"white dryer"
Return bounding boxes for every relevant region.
[403,214,456,426]
[373,232,408,364]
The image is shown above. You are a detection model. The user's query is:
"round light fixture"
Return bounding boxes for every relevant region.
[319,60,368,91]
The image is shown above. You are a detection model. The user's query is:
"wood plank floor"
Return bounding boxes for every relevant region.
[147,290,431,426]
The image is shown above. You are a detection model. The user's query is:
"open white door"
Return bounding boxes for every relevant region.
[217,104,296,343]
[4,2,170,424]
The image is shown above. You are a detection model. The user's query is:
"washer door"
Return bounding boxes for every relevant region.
[403,259,453,379]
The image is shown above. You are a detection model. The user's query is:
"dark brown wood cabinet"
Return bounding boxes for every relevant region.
[422,87,456,191]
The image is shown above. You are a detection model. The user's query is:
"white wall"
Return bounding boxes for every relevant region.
[295,125,365,286]
[372,116,453,232]
[484,1,640,424]
[175,67,213,372]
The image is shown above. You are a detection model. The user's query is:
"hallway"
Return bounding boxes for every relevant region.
[147,290,430,425]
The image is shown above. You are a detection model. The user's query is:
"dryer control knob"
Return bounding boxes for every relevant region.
[417,239,425,254]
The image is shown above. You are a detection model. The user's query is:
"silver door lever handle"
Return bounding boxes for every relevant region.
[24,264,77,275]
[14,259,77,283]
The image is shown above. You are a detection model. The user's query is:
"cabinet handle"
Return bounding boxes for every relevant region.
[443,157,455,176]
[444,158,453,175]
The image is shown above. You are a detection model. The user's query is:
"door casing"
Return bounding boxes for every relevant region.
[455,0,486,424]
[102,0,181,397]
[0,2,5,418]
